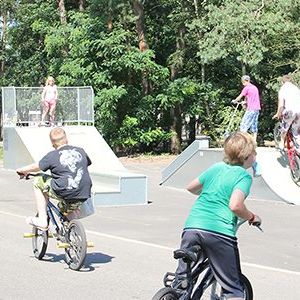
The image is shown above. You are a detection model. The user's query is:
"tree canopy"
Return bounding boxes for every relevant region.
[1,0,300,153]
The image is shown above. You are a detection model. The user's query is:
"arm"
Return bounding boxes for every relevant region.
[54,85,58,101]
[229,189,256,221]
[186,177,203,195]
[272,97,284,119]
[41,87,46,101]
[16,162,41,175]
[234,93,244,102]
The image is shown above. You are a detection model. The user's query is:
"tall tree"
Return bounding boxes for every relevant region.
[57,0,67,25]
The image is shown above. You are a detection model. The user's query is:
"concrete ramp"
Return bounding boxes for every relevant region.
[161,140,300,205]
[3,126,147,206]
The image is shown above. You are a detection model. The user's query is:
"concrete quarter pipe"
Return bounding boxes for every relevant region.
[161,141,300,205]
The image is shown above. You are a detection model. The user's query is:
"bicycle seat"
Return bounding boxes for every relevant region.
[173,245,201,263]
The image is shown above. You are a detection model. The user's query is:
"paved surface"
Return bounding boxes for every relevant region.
[0,158,300,299]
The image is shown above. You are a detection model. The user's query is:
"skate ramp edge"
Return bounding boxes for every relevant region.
[3,126,147,206]
[161,141,299,204]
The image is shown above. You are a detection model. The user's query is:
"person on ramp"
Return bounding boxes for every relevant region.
[273,74,300,150]
[16,127,92,230]
[41,76,58,126]
[173,131,261,300]
[234,75,261,144]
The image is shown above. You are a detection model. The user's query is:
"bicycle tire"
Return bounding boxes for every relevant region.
[198,273,253,300]
[290,154,300,185]
[32,226,48,260]
[273,122,282,148]
[64,219,87,271]
[152,287,179,300]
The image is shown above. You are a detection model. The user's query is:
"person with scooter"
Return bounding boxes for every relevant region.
[233,75,261,144]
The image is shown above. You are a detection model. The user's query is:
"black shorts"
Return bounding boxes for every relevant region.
[175,228,244,298]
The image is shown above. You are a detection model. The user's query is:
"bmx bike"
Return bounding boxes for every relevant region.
[19,172,94,271]
[152,220,262,300]
[273,121,300,185]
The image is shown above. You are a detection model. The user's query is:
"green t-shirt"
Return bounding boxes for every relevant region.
[184,161,252,237]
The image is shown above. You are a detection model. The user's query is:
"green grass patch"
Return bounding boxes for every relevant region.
[0,144,3,160]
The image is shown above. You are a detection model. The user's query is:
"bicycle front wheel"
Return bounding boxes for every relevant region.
[152,287,179,300]
[32,226,48,260]
[199,274,253,300]
[64,220,87,271]
[273,122,282,148]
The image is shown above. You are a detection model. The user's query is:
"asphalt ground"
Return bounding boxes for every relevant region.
[1,157,300,299]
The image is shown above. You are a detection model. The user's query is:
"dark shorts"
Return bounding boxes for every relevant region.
[175,229,244,298]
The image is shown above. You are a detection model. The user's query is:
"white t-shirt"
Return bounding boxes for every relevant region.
[43,85,57,101]
[278,82,300,113]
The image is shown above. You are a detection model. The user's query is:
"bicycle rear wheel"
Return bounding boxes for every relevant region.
[32,226,48,260]
[152,287,179,300]
[199,274,253,300]
[273,122,282,148]
[64,219,87,271]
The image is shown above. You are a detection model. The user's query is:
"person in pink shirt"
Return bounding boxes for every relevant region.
[41,76,58,126]
[234,75,261,143]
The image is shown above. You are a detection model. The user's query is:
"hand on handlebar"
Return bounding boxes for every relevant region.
[16,170,26,179]
[248,214,262,227]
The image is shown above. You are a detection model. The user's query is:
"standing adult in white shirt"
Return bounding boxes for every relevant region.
[273,74,300,149]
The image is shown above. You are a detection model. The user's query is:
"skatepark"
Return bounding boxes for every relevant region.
[1,86,300,299]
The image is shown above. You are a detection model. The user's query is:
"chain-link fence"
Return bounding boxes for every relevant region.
[2,86,94,126]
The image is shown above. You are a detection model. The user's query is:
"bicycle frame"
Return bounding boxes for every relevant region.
[163,220,257,299]
[47,200,68,237]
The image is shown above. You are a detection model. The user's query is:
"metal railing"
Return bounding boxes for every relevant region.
[2,86,94,126]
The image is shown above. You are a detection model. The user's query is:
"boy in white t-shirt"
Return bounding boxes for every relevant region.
[273,75,300,149]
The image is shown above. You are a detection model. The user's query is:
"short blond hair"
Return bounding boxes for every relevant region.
[50,127,67,148]
[224,132,256,165]
[46,76,55,85]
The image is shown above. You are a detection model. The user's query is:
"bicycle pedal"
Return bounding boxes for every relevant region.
[23,233,36,238]
[57,242,70,248]
[87,241,94,248]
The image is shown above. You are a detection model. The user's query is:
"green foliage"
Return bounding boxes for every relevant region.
[3,0,300,153]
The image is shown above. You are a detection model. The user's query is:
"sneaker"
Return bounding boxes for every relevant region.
[26,216,48,231]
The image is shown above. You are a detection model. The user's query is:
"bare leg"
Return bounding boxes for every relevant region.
[49,103,56,125]
[252,132,257,144]
[41,102,49,124]
[279,132,286,149]
[26,186,49,228]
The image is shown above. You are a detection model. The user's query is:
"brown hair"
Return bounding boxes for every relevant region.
[50,127,68,148]
[223,132,256,165]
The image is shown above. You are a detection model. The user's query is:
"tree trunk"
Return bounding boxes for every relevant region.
[132,0,151,95]
[107,0,113,32]
[78,0,85,11]
[169,24,186,154]
[57,0,67,25]
[0,11,7,75]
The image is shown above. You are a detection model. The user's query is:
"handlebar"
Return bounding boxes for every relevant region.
[231,99,246,106]
[237,218,263,232]
[16,171,45,180]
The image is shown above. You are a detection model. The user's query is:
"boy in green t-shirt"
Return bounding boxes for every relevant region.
[175,131,261,300]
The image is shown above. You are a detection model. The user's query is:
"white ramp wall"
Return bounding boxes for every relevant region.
[3,126,147,206]
[161,140,299,205]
